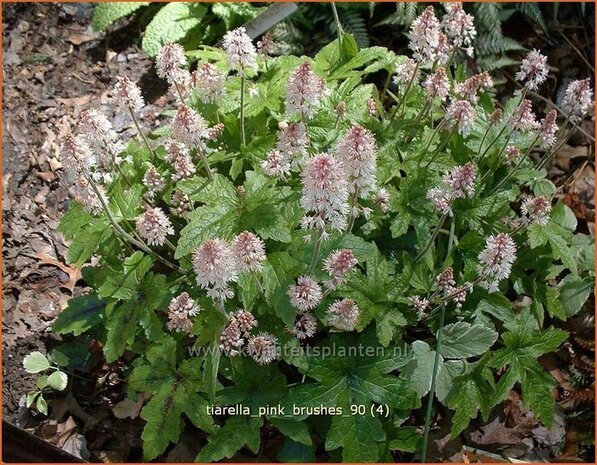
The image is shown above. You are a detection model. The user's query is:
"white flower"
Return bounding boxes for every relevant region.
[393,58,420,86]
[166,140,196,181]
[156,43,188,85]
[60,133,95,174]
[222,27,257,75]
[288,276,322,312]
[477,233,517,293]
[538,109,558,149]
[193,239,238,301]
[232,231,266,272]
[167,292,200,335]
[327,298,359,331]
[285,62,327,119]
[562,79,594,121]
[143,165,165,198]
[113,75,144,113]
[322,249,358,290]
[191,62,226,103]
[292,312,317,340]
[247,333,278,364]
[336,125,378,198]
[515,49,548,91]
[521,196,551,226]
[172,105,209,149]
[423,67,450,102]
[135,207,174,246]
[441,3,476,56]
[446,99,476,135]
[300,153,350,232]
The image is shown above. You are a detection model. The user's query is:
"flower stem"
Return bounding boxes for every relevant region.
[174,81,186,106]
[420,304,446,463]
[240,76,246,147]
[85,174,183,273]
[421,214,456,463]
[391,62,420,119]
[308,228,324,275]
[487,133,540,195]
[414,212,448,263]
[345,189,359,234]
[129,107,158,164]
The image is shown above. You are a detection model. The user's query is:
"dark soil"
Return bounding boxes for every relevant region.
[2,2,170,424]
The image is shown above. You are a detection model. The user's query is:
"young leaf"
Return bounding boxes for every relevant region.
[142,3,207,56]
[92,2,149,31]
[196,416,262,462]
[440,322,498,359]
[47,371,68,391]
[23,352,50,373]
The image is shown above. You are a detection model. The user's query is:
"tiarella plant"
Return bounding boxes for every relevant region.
[29,3,594,462]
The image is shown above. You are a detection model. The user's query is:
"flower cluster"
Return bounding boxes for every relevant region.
[288,276,322,312]
[336,125,378,201]
[322,249,358,290]
[427,162,476,215]
[219,309,259,356]
[300,152,350,233]
[135,207,174,246]
[515,49,548,91]
[191,62,226,104]
[442,2,476,57]
[285,61,328,118]
[562,78,594,121]
[446,99,476,135]
[520,195,552,226]
[155,43,188,85]
[222,27,257,75]
[409,6,451,64]
[193,231,267,302]
[166,292,200,335]
[327,298,360,331]
[423,67,450,102]
[262,121,309,177]
[477,233,517,293]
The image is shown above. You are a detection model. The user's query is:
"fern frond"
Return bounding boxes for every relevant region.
[474,3,502,34]
[516,2,547,32]
[338,9,370,48]
[476,35,527,55]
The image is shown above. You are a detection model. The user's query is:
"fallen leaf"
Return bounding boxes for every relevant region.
[35,253,81,292]
[66,32,95,46]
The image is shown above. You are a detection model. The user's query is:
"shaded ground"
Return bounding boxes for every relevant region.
[2,2,595,463]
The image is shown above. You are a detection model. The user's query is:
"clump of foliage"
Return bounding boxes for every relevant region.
[27,3,594,462]
[92,2,263,56]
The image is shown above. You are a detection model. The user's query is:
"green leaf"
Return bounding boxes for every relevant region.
[196,416,262,462]
[23,351,50,373]
[98,252,153,300]
[92,2,149,31]
[53,295,105,336]
[440,322,498,359]
[237,273,260,311]
[140,382,185,460]
[400,341,439,397]
[104,301,141,362]
[326,411,385,462]
[445,361,496,437]
[559,276,592,317]
[389,427,422,453]
[548,233,578,275]
[47,371,68,391]
[262,252,304,325]
[36,395,48,415]
[269,418,312,446]
[176,175,240,258]
[142,3,207,57]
